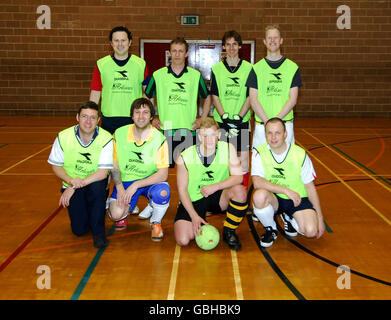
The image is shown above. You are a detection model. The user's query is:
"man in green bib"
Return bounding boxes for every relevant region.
[174,118,248,251]
[251,118,325,247]
[246,25,302,149]
[145,37,210,168]
[48,101,113,249]
[210,30,252,188]
[107,98,170,241]
[90,26,150,134]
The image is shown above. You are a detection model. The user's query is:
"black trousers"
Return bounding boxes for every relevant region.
[65,178,108,238]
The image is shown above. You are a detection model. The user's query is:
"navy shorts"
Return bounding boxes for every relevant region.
[174,190,224,222]
[275,195,315,219]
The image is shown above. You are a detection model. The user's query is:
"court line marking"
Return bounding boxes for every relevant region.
[296,140,391,227]
[276,224,391,287]
[302,129,391,194]
[0,144,52,175]
[70,225,116,300]
[231,250,244,300]
[332,144,391,187]
[246,212,306,300]
[0,206,62,273]
[167,244,181,300]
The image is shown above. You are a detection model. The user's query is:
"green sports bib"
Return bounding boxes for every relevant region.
[212,60,252,123]
[114,124,166,181]
[181,141,230,201]
[253,58,298,122]
[256,142,307,199]
[152,66,201,130]
[97,55,146,117]
[58,126,112,187]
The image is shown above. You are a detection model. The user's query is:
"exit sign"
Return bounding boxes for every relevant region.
[181,15,199,26]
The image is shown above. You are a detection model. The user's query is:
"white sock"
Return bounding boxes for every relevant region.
[253,204,276,230]
[139,203,153,219]
[150,201,169,224]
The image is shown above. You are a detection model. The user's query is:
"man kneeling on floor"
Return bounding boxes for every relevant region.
[108,98,170,241]
[174,117,248,250]
[251,117,325,247]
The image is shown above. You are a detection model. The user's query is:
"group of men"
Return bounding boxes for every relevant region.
[48,24,325,250]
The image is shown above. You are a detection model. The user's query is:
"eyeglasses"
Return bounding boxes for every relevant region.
[80,114,98,121]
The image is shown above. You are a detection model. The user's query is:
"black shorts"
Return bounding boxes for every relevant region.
[101,116,133,134]
[217,121,250,152]
[275,195,315,219]
[163,129,196,168]
[174,190,224,222]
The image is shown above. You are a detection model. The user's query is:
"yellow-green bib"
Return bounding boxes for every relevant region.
[152,66,201,130]
[212,60,252,123]
[114,124,166,181]
[256,142,307,199]
[253,58,298,122]
[181,141,230,201]
[58,126,112,187]
[97,55,146,117]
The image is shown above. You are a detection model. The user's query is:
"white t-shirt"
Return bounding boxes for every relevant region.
[251,144,316,185]
[48,126,113,169]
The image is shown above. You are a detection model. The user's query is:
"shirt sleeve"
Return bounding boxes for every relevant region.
[198,75,209,99]
[301,154,316,184]
[144,75,156,98]
[291,69,302,88]
[98,140,114,169]
[250,148,264,177]
[47,137,64,166]
[142,65,151,87]
[209,72,219,96]
[245,68,257,89]
[156,140,169,169]
[112,138,118,163]
[90,64,102,91]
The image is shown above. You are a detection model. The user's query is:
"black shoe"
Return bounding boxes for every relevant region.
[260,227,277,248]
[93,235,109,249]
[223,227,242,251]
[281,213,298,237]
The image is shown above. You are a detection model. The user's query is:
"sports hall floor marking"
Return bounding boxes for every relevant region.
[302,129,391,194]
[0,206,62,273]
[0,144,60,272]
[332,144,391,187]
[167,244,181,300]
[0,144,52,175]
[245,212,306,300]
[297,136,391,227]
[276,224,391,287]
[70,224,116,300]
[230,250,244,300]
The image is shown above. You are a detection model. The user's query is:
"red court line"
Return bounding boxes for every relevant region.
[0,214,224,258]
[0,206,62,273]
[317,132,385,190]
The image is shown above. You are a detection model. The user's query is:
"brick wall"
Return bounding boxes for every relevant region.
[0,0,390,117]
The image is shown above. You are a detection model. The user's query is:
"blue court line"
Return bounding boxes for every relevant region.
[70,225,115,300]
[324,220,333,233]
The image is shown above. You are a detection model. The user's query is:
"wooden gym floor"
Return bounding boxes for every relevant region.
[0,116,391,301]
